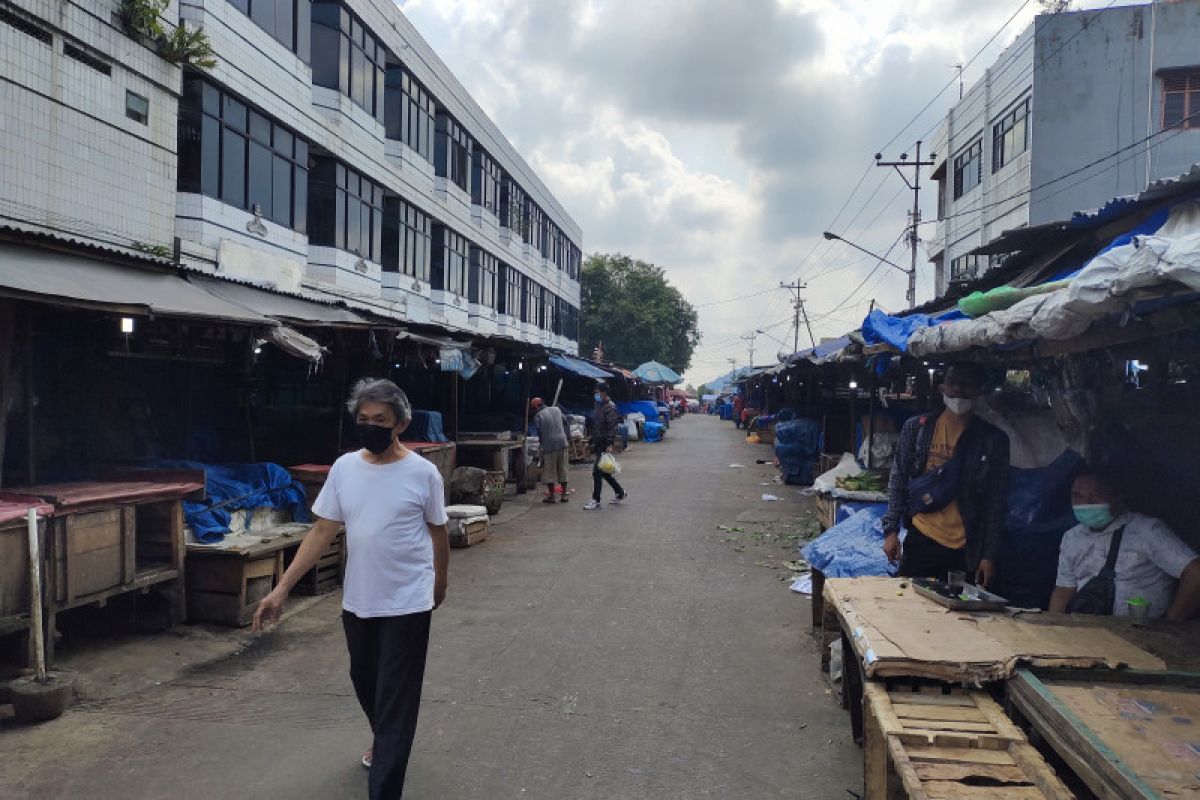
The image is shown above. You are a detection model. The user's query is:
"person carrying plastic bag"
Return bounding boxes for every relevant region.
[584,382,627,510]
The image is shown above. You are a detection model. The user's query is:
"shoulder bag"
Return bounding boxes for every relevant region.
[1065,526,1125,615]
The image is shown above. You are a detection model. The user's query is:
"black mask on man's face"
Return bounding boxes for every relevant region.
[356,423,395,455]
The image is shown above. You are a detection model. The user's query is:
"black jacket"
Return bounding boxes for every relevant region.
[882,410,1010,570]
[592,400,620,445]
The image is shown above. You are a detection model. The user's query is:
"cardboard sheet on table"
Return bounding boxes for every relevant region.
[827,577,1164,682]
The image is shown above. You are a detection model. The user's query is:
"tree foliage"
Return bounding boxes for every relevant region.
[580,253,701,374]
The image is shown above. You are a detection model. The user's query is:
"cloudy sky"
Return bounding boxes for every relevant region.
[397,0,1111,384]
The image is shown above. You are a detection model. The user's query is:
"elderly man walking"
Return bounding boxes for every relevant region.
[254,378,449,799]
[531,397,571,503]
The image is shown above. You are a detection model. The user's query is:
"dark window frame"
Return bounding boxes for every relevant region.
[952,138,982,200]
[432,224,469,296]
[435,112,472,193]
[178,73,309,233]
[125,90,149,124]
[472,149,502,214]
[468,246,498,309]
[1163,69,1200,130]
[991,96,1030,173]
[308,156,384,262]
[311,1,385,123]
[226,0,311,61]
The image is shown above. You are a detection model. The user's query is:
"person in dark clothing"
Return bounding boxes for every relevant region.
[584,382,626,510]
[881,363,1010,588]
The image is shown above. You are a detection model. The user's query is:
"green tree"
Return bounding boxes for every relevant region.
[580,253,701,374]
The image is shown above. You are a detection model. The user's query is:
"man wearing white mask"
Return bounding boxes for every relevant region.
[1049,472,1200,619]
[882,363,1010,587]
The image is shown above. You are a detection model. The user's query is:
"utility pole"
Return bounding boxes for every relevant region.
[780,281,815,352]
[740,332,756,368]
[876,141,936,309]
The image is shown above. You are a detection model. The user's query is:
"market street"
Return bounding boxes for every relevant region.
[0,415,859,799]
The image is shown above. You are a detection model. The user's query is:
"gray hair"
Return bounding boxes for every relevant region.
[346,378,412,424]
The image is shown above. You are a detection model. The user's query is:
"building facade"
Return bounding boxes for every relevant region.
[928,1,1200,296]
[0,0,582,351]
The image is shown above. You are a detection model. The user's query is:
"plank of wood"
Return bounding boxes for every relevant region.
[890,692,976,707]
[911,762,1031,783]
[904,746,1016,766]
[894,704,987,722]
[921,781,1044,799]
[1006,742,1076,800]
[864,682,889,800]
[895,720,998,734]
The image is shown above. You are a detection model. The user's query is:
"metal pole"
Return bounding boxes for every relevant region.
[27,509,46,682]
[909,141,921,309]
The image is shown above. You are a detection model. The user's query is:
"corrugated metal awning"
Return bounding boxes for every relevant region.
[0,245,273,325]
[188,275,381,327]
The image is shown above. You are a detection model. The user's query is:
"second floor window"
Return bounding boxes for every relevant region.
[308,158,384,263]
[500,178,527,237]
[468,247,498,309]
[226,0,310,61]
[472,150,502,214]
[992,97,1030,173]
[311,2,385,124]
[435,113,472,193]
[953,139,982,199]
[500,263,521,317]
[1163,70,1200,130]
[178,74,309,232]
[382,198,431,282]
[432,225,468,296]
[524,200,545,250]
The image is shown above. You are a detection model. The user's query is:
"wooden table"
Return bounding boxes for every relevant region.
[0,480,202,662]
[0,497,54,664]
[455,438,528,492]
[1008,668,1200,799]
[186,523,312,626]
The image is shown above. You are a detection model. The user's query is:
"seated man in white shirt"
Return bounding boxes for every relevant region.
[1049,472,1200,620]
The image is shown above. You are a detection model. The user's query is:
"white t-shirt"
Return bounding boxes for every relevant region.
[312,449,449,618]
[1056,512,1198,617]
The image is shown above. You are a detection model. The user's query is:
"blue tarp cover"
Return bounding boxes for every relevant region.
[402,410,447,443]
[148,461,310,544]
[801,507,906,578]
[549,355,613,380]
[617,400,660,421]
[861,308,967,352]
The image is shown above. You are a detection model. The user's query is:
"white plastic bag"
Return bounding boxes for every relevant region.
[598,452,621,475]
[811,453,862,493]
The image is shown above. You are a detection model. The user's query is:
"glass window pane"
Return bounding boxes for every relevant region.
[293,165,307,234]
[273,126,293,158]
[250,111,271,144]
[310,22,340,89]
[177,111,203,193]
[222,128,247,208]
[275,0,294,49]
[334,188,346,247]
[250,0,274,36]
[294,138,308,165]
[223,96,247,132]
[248,140,272,218]
[345,195,360,254]
[296,0,311,63]
[201,115,220,196]
[272,155,292,226]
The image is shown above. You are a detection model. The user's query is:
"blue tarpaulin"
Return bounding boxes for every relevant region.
[801,507,906,578]
[147,461,310,544]
[402,410,447,443]
[549,355,613,379]
[617,400,661,421]
[861,308,967,352]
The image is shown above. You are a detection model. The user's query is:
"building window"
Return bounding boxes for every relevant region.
[435,112,472,194]
[468,247,498,309]
[64,42,112,75]
[952,139,982,199]
[308,157,383,262]
[0,7,52,44]
[1163,70,1200,130]
[178,74,309,232]
[541,287,554,331]
[125,90,149,124]
[382,198,431,282]
[992,97,1030,173]
[500,263,521,317]
[311,2,385,123]
[384,66,436,163]
[500,178,527,237]
[522,275,539,324]
[226,0,310,61]
[472,150,502,214]
[524,200,545,251]
[950,254,985,283]
[431,225,468,296]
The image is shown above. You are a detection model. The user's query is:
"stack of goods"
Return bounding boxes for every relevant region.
[446,505,489,548]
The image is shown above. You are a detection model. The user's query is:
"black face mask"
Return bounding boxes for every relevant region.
[356,423,395,455]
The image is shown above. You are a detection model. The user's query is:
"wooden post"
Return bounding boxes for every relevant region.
[26,509,46,682]
[866,368,878,470]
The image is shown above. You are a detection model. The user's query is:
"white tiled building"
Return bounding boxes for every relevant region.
[0,0,582,352]
[927,1,1200,297]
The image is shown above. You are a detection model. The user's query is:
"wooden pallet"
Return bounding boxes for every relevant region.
[864,683,1074,800]
[288,531,344,596]
[449,518,488,548]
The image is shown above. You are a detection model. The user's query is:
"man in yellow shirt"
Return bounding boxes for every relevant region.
[882,364,1010,588]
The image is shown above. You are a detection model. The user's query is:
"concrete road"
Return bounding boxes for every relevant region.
[1,415,861,799]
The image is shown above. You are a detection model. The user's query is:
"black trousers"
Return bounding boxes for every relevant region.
[342,610,432,800]
[898,525,967,580]
[592,446,625,501]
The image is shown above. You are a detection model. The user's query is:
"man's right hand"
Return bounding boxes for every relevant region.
[252,588,287,632]
[883,532,902,564]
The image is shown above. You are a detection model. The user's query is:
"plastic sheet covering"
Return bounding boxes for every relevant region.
[800,506,905,578]
[617,401,660,421]
[994,450,1083,610]
[774,417,821,485]
[267,325,325,364]
[908,199,1200,356]
[145,461,310,544]
[643,421,665,442]
[402,410,447,443]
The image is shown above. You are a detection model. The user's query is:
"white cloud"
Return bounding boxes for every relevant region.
[396,0,1113,383]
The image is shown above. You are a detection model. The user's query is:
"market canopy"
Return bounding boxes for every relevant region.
[632,360,682,384]
[0,245,274,325]
[549,354,613,379]
[190,275,383,327]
